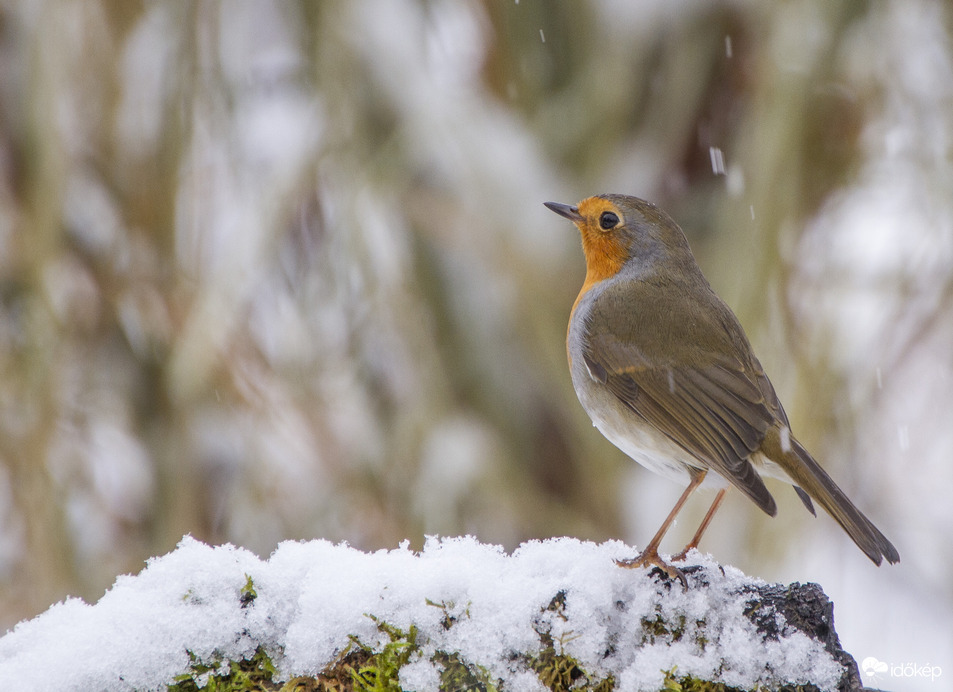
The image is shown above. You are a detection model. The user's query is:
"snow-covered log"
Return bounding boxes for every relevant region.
[0,536,862,691]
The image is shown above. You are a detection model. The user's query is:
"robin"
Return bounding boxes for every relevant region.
[545,194,899,582]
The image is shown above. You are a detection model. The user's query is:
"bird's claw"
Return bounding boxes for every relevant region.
[670,545,698,563]
[615,550,688,588]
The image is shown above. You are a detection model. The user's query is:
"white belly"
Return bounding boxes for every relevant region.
[572,365,730,490]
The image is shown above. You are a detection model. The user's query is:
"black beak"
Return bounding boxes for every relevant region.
[544,201,583,223]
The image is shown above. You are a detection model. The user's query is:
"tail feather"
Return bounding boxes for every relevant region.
[764,428,899,565]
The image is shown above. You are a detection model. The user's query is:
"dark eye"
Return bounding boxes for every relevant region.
[599,211,619,230]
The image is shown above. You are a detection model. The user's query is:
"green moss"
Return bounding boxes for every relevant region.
[314,643,374,691]
[166,646,821,692]
[640,610,710,653]
[641,613,687,644]
[660,668,822,692]
[348,617,419,692]
[166,588,821,692]
[661,668,741,692]
[525,592,614,692]
[168,646,316,692]
[527,632,614,691]
[432,651,499,692]
[240,575,258,608]
[324,614,504,692]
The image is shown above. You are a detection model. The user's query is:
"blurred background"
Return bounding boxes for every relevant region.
[0,0,950,687]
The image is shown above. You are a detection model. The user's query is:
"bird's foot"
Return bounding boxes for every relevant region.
[671,544,699,563]
[615,548,687,587]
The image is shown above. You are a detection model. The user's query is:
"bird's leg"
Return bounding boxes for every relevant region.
[672,488,727,562]
[616,470,706,585]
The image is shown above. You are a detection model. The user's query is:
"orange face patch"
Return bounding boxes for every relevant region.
[570,197,629,311]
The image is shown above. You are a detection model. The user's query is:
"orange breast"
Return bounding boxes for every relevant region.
[567,231,628,366]
[565,196,630,367]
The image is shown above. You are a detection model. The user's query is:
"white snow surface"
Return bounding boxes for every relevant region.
[0,536,844,691]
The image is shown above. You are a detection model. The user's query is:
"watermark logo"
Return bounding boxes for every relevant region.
[862,656,943,683]
[862,657,888,679]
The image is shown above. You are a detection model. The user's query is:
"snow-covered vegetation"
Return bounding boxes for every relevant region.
[0,537,848,691]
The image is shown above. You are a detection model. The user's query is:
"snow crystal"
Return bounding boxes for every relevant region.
[399,657,441,691]
[709,146,726,175]
[0,536,846,691]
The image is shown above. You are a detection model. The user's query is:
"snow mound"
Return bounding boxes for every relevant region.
[0,536,847,691]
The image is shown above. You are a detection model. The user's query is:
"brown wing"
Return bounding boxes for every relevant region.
[586,351,778,516]
[582,278,786,516]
